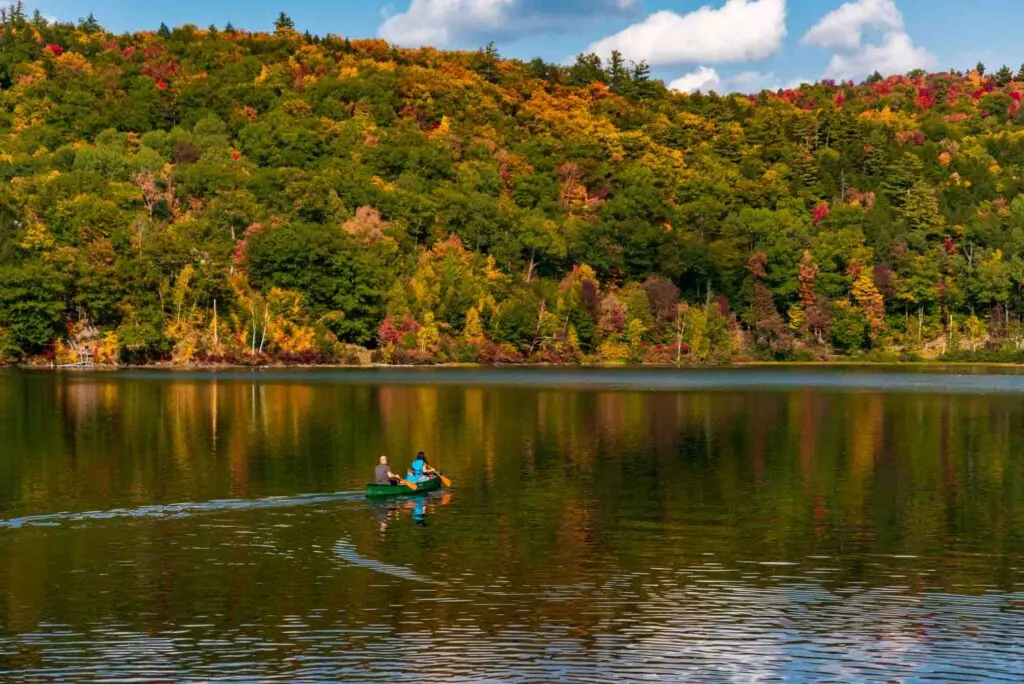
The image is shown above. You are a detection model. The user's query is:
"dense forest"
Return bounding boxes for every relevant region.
[3,3,1024,366]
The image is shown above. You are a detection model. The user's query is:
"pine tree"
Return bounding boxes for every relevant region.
[568,53,605,87]
[607,50,629,95]
[632,60,651,83]
[158,22,171,38]
[794,110,820,149]
[902,181,945,235]
[274,11,295,31]
[882,152,925,205]
[79,12,100,33]
[2,1,25,24]
[470,42,501,84]
[976,61,986,76]
[631,60,653,98]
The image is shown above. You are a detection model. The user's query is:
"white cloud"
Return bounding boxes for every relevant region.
[379,0,639,46]
[584,0,787,67]
[380,0,514,45]
[729,70,780,91]
[802,0,903,51]
[672,69,813,94]
[803,0,935,81]
[823,30,934,80]
[669,66,722,93]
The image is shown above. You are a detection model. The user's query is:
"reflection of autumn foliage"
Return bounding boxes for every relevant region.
[5,367,1024,634]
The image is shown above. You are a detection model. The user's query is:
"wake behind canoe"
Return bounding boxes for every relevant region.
[365,477,443,498]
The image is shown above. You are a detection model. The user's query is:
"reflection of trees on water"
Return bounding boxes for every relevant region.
[3,376,1023,527]
[1,372,1023,635]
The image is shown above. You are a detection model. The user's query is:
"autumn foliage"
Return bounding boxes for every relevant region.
[3,5,1024,365]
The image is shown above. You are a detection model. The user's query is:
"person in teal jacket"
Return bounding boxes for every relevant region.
[407,451,436,483]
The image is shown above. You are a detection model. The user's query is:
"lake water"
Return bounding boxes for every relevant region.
[0,367,1022,681]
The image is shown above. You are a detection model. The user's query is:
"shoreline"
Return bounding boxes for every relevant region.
[6,359,1024,372]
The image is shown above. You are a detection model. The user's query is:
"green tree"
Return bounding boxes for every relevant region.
[0,261,67,358]
[274,11,295,31]
[246,223,397,345]
[568,53,605,87]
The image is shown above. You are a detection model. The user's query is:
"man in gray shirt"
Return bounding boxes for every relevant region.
[374,455,400,485]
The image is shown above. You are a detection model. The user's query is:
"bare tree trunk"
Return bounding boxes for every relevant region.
[258,306,269,354]
[251,303,257,355]
[525,248,536,283]
[675,308,687,367]
[529,302,546,354]
[212,299,218,351]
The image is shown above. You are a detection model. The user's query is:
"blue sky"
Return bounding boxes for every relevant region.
[27,0,1024,92]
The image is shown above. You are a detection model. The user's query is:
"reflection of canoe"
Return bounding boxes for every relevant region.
[365,476,442,498]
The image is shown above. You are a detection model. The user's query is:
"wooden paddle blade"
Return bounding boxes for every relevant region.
[402,480,418,491]
[439,475,452,487]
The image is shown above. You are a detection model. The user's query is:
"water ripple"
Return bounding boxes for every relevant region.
[0,491,364,529]
[332,537,441,585]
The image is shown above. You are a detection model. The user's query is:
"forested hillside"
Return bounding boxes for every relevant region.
[3,4,1024,365]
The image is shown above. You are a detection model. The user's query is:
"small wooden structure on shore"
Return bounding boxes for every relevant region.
[57,348,93,368]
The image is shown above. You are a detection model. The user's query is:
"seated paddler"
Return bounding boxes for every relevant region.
[374,455,400,485]
[407,451,437,483]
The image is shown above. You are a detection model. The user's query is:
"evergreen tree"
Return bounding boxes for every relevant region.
[274,11,295,31]
[568,53,606,87]
[882,153,925,205]
[470,42,501,84]
[79,12,100,33]
[528,57,554,82]
[1,1,25,24]
[607,50,629,95]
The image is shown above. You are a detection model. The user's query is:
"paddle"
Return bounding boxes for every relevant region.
[437,473,452,488]
[401,480,418,491]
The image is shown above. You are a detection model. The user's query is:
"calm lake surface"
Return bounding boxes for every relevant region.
[0,366,1022,681]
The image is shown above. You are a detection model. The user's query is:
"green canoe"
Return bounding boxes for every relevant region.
[365,476,442,498]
